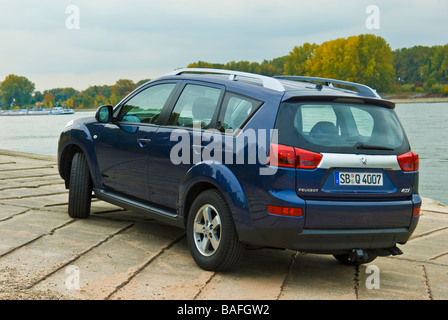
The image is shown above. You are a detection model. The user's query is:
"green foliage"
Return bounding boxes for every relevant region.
[0,74,35,108]
[0,76,150,110]
[43,87,80,103]
[111,79,136,99]
[187,57,286,77]
[284,42,318,76]
[443,85,448,96]
[393,44,448,89]
[270,35,395,92]
[188,35,448,94]
[393,46,434,83]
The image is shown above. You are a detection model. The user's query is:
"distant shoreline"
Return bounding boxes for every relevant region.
[389,97,448,104]
[383,93,448,104]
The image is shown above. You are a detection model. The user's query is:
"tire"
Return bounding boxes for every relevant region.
[333,250,378,266]
[68,152,92,219]
[186,190,245,271]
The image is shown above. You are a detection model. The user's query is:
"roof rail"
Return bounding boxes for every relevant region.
[165,68,286,92]
[274,75,381,98]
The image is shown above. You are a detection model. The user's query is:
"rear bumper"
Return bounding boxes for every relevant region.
[252,227,416,254]
[304,198,417,229]
[298,227,416,253]
[238,193,421,253]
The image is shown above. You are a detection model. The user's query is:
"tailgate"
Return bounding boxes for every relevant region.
[296,153,416,201]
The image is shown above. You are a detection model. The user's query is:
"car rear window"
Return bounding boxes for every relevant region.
[275,101,410,155]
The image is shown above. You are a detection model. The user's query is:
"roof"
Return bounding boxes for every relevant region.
[164,68,394,108]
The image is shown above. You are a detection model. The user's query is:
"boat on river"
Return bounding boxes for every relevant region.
[0,107,75,116]
[0,109,30,116]
[50,106,75,115]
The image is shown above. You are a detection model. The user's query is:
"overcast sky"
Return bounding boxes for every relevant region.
[0,0,447,92]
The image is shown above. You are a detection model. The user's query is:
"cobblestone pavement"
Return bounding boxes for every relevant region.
[0,150,447,300]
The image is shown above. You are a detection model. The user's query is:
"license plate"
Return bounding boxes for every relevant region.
[335,172,383,186]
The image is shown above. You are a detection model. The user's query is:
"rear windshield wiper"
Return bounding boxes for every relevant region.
[355,143,395,151]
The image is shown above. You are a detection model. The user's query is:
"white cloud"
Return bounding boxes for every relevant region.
[0,0,447,91]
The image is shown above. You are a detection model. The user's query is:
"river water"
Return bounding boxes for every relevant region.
[0,103,447,205]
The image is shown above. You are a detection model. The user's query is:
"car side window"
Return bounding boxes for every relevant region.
[218,92,263,132]
[167,84,221,129]
[117,83,177,124]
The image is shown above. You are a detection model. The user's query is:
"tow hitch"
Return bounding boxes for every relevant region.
[348,249,369,263]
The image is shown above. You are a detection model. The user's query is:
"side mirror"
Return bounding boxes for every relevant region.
[95,105,113,123]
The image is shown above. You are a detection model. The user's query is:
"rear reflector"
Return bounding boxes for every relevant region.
[398,151,419,171]
[413,206,421,217]
[268,144,322,169]
[267,205,303,217]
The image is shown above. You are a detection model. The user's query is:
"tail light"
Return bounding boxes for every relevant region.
[268,144,296,168]
[295,148,323,169]
[268,144,322,169]
[398,151,419,171]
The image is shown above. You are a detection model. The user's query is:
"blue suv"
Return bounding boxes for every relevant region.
[58,68,421,271]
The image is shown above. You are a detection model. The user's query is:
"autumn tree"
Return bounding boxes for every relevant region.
[43,93,55,108]
[285,35,395,92]
[356,34,395,91]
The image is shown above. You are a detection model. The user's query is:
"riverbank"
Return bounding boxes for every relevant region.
[390,97,448,104]
[383,93,448,104]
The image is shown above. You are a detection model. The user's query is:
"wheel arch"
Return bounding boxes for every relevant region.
[178,162,251,235]
[59,143,96,189]
[59,144,84,188]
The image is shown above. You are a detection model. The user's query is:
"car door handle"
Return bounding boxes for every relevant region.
[137,138,152,147]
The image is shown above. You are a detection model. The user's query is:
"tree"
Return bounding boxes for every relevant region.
[43,93,55,108]
[43,87,79,103]
[0,74,35,108]
[287,35,395,92]
[66,97,75,109]
[356,34,395,91]
[187,61,225,69]
[284,42,318,75]
[393,46,435,84]
[111,79,136,100]
[264,56,287,76]
[429,44,448,83]
[136,79,151,87]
